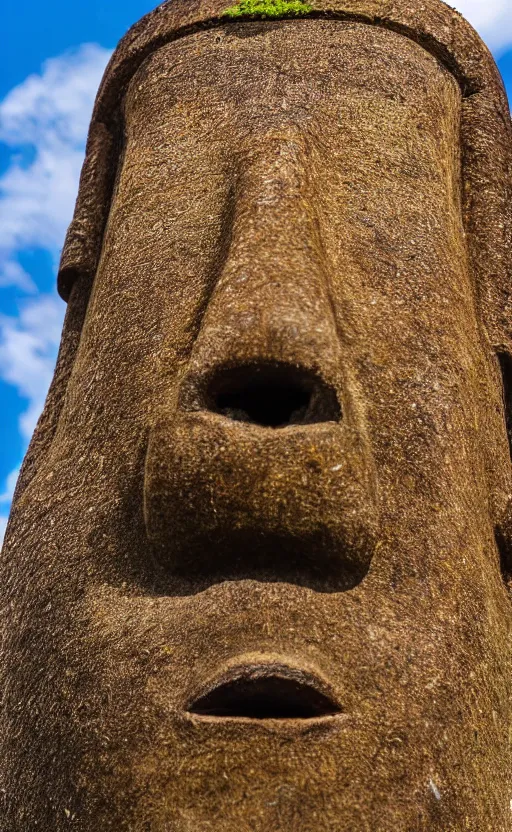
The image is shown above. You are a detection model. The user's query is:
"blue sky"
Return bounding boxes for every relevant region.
[1,0,512,542]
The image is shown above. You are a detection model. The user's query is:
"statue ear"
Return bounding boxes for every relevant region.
[495,352,512,590]
[58,122,117,302]
[497,353,512,446]
[497,516,512,591]
[457,85,512,591]
[458,79,512,590]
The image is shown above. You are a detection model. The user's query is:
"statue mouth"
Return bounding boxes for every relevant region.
[186,661,341,721]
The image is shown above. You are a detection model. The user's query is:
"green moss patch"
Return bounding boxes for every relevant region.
[222,0,313,20]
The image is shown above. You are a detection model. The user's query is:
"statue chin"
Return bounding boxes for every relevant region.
[2,2,512,830]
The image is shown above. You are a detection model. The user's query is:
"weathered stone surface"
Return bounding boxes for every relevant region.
[2,2,512,830]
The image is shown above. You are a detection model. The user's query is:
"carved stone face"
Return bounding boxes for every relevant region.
[2,18,511,832]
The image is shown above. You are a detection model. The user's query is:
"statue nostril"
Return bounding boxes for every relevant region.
[217,384,309,427]
[203,363,341,428]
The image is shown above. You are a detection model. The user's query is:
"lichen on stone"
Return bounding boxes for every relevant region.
[222,0,313,20]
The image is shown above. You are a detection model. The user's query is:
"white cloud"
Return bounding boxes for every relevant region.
[0,261,36,293]
[0,516,7,548]
[0,466,20,504]
[0,467,19,548]
[452,1,512,53]
[0,294,65,439]
[0,44,111,521]
[0,43,112,285]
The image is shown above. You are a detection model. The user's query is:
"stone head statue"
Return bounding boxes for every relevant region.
[2,0,512,828]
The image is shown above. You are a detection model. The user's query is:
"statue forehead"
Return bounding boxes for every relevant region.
[122,21,460,203]
[127,19,455,104]
[98,0,501,114]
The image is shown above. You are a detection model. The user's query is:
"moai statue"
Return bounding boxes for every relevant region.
[1,0,512,829]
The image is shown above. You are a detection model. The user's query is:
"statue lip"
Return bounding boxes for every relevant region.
[186,658,342,722]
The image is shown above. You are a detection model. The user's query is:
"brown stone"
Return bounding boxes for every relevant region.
[2,2,512,830]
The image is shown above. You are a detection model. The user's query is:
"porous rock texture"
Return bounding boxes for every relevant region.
[2,1,512,830]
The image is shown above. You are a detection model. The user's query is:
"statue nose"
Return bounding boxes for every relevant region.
[200,362,342,429]
[144,135,380,592]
